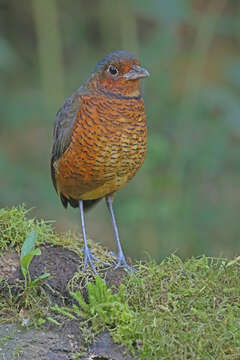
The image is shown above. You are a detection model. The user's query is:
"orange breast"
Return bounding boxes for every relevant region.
[54,93,147,200]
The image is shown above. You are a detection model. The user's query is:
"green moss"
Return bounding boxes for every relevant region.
[0,205,240,359]
[53,257,240,359]
[120,256,240,358]
[0,205,56,252]
[0,205,113,266]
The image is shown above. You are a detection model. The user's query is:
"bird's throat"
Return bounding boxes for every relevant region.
[99,88,142,100]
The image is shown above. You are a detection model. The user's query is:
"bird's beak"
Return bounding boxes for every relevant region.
[123,65,150,80]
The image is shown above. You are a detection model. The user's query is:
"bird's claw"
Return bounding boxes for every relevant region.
[112,251,136,276]
[83,247,110,274]
[83,248,97,274]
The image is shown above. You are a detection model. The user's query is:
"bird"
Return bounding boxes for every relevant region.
[51,50,149,273]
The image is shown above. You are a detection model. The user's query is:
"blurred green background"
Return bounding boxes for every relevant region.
[1,0,240,261]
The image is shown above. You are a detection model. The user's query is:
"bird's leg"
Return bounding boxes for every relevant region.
[79,200,110,272]
[79,200,97,273]
[106,195,133,272]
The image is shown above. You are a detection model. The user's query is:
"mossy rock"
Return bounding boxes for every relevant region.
[0,205,240,359]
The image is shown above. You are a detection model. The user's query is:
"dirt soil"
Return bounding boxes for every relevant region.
[0,246,133,360]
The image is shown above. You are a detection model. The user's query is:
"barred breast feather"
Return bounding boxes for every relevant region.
[54,91,147,201]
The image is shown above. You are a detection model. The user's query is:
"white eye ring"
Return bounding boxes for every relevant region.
[108,65,118,76]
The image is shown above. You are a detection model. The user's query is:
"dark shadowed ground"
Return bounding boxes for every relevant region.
[0,246,132,360]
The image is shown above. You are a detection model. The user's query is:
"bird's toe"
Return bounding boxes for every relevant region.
[83,247,110,273]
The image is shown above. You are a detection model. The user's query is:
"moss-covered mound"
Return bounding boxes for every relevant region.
[0,205,239,359]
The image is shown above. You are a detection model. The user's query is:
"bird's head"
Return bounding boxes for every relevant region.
[88,50,149,98]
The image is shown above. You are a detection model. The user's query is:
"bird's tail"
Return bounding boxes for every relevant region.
[60,193,101,211]
[83,199,102,211]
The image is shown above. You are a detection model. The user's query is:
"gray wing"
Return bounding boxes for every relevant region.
[50,86,86,192]
[50,83,103,211]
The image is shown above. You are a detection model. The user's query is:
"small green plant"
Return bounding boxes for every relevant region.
[20,230,50,292]
[73,275,134,327]
[53,275,135,336]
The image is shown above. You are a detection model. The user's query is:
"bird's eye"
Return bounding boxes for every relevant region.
[108,65,118,76]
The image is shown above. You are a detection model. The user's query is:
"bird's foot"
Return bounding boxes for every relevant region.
[83,246,110,274]
[112,251,135,275]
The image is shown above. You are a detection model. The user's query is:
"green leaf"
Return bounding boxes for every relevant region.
[47,317,61,326]
[52,304,77,320]
[71,290,89,313]
[31,272,50,286]
[20,248,41,273]
[20,230,38,261]
[36,272,50,280]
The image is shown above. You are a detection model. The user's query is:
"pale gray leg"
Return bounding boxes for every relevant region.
[105,195,133,272]
[79,200,97,273]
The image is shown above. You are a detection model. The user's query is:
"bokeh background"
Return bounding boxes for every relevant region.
[1,0,240,261]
